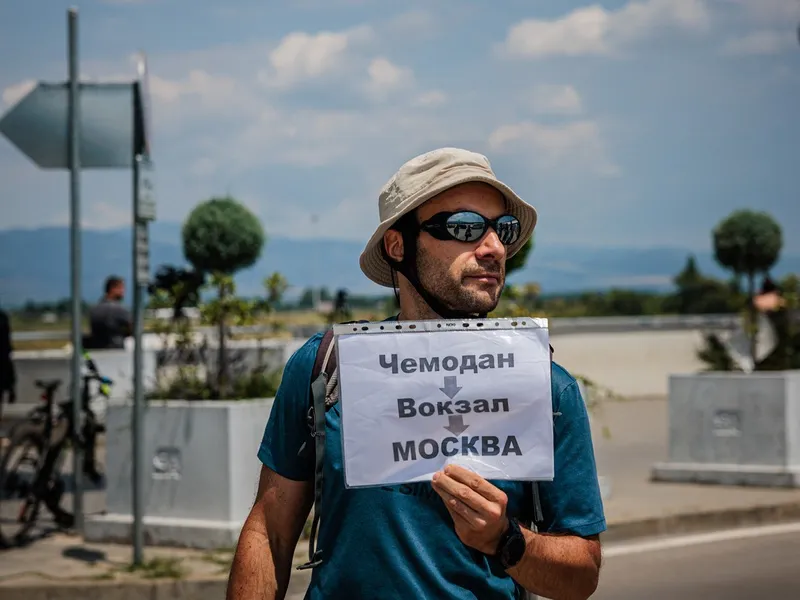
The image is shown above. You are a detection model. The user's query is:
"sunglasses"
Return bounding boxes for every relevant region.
[417,211,521,245]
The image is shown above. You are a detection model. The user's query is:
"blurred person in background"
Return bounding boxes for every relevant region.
[87,276,132,350]
[0,305,16,424]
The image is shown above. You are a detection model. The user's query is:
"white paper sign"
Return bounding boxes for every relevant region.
[335,319,554,488]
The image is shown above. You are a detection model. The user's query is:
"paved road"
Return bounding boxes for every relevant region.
[592,523,800,599]
[281,524,800,599]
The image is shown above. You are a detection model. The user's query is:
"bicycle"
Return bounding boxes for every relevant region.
[0,352,113,549]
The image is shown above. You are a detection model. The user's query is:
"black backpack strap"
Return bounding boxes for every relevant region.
[296,328,337,571]
[525,343,554,531]
[297,321,366,571]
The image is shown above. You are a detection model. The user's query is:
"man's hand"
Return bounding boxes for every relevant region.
[431,464,509,555]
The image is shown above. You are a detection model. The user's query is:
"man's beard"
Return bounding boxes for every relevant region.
[414,248,504,316]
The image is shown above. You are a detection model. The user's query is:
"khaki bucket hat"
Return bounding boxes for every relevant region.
[359,147,538,288]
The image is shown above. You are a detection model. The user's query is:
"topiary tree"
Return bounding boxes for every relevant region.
[182,197,265,396]
[712,209,783,365]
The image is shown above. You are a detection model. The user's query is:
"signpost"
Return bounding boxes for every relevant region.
[0,8,153,565]
[334,318,555,488]
[67,7,83,531]
[131,53,154,565]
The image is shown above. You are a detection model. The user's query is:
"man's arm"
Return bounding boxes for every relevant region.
[432,370,606,599]
[227,465,313,600]
[507,529,600,599]
[432,465,600,600]
[227,335,322,599]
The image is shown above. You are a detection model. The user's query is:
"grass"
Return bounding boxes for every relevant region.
[201,547,236,574]
[122,556,188,579]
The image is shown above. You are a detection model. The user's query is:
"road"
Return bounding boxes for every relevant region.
[280,523,800,599]
[591,523,800,599]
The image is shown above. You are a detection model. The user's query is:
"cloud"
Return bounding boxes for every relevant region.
[208,102,460,174]
[2,80,35,106]
[488,120,620,177]
[529,84,583,115]
[364,57,414,100]
[499,0,710,59]
[259,25,374,89]
[412,90,448,108]
[721,29,798,56]
[83,201,131,229]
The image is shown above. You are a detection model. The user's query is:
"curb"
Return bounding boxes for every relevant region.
[0,567,313,600]
[602,499,800,543]
[0,578,229,600]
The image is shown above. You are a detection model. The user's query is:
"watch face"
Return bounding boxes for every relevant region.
[502,532,526,567]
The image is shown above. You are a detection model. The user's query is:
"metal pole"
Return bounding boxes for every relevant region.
[132,154,144,565]
[67,6,84,535]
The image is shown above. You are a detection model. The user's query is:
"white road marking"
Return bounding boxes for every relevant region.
[603,521,800,558]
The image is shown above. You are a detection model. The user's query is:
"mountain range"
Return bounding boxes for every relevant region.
[1,222,798,307]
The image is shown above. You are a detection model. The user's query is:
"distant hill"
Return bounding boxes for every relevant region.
[1,222,798,307]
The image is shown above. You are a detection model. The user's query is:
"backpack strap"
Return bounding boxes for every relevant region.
[296,321,363,571]
[524,343,554,531]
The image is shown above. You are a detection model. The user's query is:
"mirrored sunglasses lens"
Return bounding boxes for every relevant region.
[446,212,486,242]
[496,215,521,244]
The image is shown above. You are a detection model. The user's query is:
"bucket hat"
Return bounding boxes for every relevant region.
[359,147,538,288]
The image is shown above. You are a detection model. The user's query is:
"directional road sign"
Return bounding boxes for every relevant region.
[0,82,145,169]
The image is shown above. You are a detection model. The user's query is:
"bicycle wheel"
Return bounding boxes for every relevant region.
[0,423,46,548]
[0,420,73,548]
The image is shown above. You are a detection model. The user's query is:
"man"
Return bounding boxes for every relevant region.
[88,276,132,350]
[227,148,605,599]
[0,306,16,422]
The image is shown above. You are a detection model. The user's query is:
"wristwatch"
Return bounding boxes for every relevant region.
[495,517,526,569]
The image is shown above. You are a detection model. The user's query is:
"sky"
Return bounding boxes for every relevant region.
[1,0,799,256]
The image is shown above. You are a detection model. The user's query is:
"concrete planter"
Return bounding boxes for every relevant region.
[84,398,273,549]
[577,379,612,501]
[651,370,800,488]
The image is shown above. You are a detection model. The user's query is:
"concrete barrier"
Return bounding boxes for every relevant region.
[651,370,800,488]
[85,398,273,549]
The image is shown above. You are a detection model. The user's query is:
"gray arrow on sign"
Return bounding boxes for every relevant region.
[0,82,143,169]
[444,415,469,435]
[439,376,462,399]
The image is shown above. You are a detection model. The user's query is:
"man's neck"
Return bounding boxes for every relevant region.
[397,303,440,322]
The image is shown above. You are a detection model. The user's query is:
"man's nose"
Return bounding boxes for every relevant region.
[475,229,505,260]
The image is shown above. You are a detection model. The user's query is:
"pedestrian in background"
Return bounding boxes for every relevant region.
[0,306,16,424]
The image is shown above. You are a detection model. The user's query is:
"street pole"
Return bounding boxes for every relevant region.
[132,154,144,565]
[67,6,84,535]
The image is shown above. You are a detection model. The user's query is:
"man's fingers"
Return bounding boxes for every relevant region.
[442,464,508,505]
[434,488,486,528]
[432,471,496,516]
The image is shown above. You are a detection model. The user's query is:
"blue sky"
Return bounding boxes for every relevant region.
[1,0,798,256]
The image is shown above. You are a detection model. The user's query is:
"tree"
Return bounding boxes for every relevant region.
[712,209,783,364]
[674,255,700,289]
[147,264,205,319]
[506,236,534,277]
[182,197,265,396]
[664,254,739,315]
[263,272,288,310]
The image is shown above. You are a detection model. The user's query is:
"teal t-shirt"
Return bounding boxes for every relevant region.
[258,322,606,599]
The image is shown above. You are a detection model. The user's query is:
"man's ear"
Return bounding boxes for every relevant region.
[384,229,404,263]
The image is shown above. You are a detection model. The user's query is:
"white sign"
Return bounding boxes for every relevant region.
[335,318,554,488]
[135,223,150,284]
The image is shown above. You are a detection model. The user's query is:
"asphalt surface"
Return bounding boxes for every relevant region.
[592,525,800,599]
